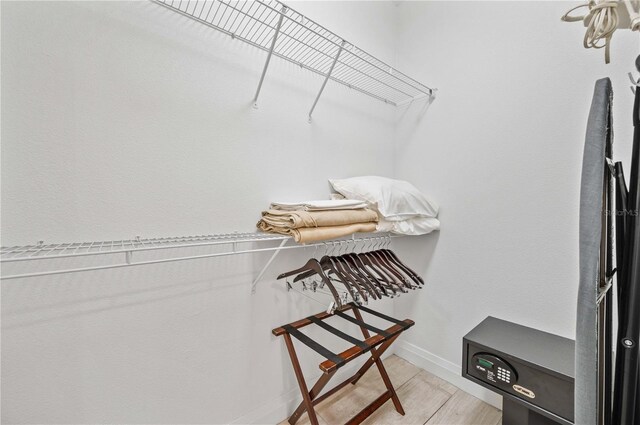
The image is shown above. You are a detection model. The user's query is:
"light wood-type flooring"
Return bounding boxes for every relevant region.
[278,355,502,425]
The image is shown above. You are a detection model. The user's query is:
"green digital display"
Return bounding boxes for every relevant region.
[478,358,494,369]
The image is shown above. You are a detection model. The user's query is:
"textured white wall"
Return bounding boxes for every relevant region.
[391,0,639,405]
[4,1,639,423]
[0,1,399,423]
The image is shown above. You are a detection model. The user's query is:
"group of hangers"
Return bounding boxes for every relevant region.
[277,236,423,311]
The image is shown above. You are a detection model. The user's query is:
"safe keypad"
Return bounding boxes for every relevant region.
[497,367,511,383]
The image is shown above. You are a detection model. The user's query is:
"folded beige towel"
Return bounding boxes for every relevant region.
[270,199,367,211]
[259,208,378,229]
[257,222,378,243]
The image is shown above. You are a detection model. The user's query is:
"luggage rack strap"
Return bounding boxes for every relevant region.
[307,316,369,350]
[273,304,414,373]
[272,303,354,336]
[357,304,411,329]
[319,321,412,373]
[282,324,345,366]
[334,310,391,337]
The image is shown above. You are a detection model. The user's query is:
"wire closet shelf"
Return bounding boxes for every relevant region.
[0,232,398,292]
[151,0,434,108]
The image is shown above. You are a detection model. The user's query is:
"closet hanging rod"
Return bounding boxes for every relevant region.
[150,0,434,110]
[0,233,400,284]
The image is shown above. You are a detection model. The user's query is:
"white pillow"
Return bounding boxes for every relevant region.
[329,176,438,220]
[377,217,440,235]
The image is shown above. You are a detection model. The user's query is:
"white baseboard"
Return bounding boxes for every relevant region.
[394,340,503,410]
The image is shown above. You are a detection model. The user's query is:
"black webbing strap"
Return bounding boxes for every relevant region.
[307,316,369,350]
[334,311,390,338]
[282,324,345,366]
[355,304,411,330]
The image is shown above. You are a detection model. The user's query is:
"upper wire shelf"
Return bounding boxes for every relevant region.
[151,0,434,112]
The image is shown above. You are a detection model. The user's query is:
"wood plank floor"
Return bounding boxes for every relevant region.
[278,355,501,425]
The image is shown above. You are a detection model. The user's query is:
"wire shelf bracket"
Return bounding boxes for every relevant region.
[309,40,344,122]
[252,4,286,108]
[251,237,287,293]
[150,0,435,118]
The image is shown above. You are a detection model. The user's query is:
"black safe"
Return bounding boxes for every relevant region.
[462,317,575,425]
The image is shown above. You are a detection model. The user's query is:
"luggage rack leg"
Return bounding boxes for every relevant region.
[283,333,322,425]
[350,307,405,416]
[288,369,336,425]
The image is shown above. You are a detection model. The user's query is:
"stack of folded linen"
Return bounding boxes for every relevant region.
[257,199,378,243]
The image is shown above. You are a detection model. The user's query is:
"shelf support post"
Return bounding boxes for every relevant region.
[253,6,287,108]
[251,238,288,294]
[308,40,345,122]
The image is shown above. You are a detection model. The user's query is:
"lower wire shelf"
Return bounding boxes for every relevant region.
[0,232,397,291]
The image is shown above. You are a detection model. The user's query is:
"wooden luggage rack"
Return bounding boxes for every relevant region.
[273,303,415,425]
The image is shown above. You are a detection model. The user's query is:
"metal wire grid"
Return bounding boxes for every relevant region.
[0,232,397,282]
[152,0,433,106]
[0,232,287,262]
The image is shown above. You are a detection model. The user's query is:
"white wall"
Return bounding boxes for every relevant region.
[391,0,639,406]
[3,1,640,423]
[0,1,399,423]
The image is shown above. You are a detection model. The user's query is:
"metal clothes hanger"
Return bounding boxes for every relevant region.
[328,240,376,303]
[341,251,383,299]
[352,238,398,296]
[293,242,365,303]
[379,237,424,287]
[365,243,412,291]
[279,234,424,308]
[361,237,406,295]
[278,257,343,307]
